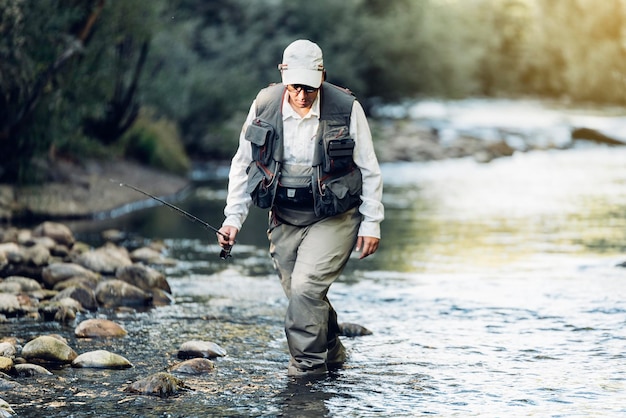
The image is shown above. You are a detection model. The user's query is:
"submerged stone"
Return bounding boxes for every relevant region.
[339,322,373,337]
[72,350,133,369]
[125,372,190,398]
[13,363,53,377]
[177,340,227,359]
[169,358,216,375]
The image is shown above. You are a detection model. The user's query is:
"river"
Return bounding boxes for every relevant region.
[2,144,626,416]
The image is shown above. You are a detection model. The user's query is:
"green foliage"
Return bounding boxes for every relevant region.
[3,0,626,184]
[120,110,190,175]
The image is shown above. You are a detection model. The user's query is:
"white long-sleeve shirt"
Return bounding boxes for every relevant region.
[222,89,384,238]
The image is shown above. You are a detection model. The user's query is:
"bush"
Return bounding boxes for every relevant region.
[120,110,190,176]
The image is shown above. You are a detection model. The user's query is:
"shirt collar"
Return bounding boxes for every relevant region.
[282,90,321,121]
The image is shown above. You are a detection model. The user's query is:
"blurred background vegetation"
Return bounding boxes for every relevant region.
[2,0,625,183]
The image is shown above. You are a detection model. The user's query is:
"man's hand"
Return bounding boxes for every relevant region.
[356,236,379,259]
[217,226,238,248]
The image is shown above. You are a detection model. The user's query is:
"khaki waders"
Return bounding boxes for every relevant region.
[268,207,361,374]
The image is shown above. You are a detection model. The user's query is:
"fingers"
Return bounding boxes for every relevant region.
[217,226,238,247]
[357,236,380,259]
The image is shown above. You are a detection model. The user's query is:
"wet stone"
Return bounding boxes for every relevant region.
[130,247,177,266]
[150,288,174,306]
[0,294,31,317]
[21,335,77,364]
[339,322,373,337]
[125,372,190,398]
[0,357,12,373]
[177,340,227,359]
[38,298,85,323]
[169,358,216,375]
[52,286,98,311]
[0,398,16,417]
[75,318,127,338]
[13,363,53,377]
[0,276,42,294]
[116,263,171,293]
[0,243,23,265]
[95,279,152,308]
[72,243,132,275]
[72,350,133,369]
[21,243,50,267]
[0,343,16,359]
[41,262,101,289]
[32,221,75,247]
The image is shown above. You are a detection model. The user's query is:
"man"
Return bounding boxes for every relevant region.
[218,39,384,378]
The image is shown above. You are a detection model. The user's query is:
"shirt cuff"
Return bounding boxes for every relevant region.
[222,215,243,231]
[358,220,381,239]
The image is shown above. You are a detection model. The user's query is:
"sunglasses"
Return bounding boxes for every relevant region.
[287,84,319,94]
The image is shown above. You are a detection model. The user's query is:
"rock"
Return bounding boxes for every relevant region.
[0,373,19,391]
[169,358,215,375]
[0,243,23,265]
[102,229,126,243]
[150,288,174,306]
[339,322,373,337]
[116,264,171,293]
[0,342,16,359]
[130,247,177,266]
[32,221,75,247]
[0,357,12,373]
[572,127,625,145]
[20,235,56,250]
[125,372,190,398]
[39,298,85,323]
[0,294,26,317]
[52,286,98,311]
[177,340,227,359]
[53,276,99,291]
[0,398,15,417]
[75,318,127,338]
[21,335,77,364]
[72,350,132,369]
[73,243,132,274]
[13,363,53,377]
[0,276,43,294]
[95,279,152,307]
[41,262,101,289]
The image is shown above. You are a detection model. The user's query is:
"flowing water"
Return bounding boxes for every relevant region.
[2,145,626,417]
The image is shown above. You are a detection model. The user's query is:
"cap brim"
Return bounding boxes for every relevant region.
[281,69,323,88]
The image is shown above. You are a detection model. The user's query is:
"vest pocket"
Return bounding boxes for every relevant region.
[245,118,275,166]
[313,168,362,217]
[246,162,276,209]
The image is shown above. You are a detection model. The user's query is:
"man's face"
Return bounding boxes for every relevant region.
[286,84,319,110]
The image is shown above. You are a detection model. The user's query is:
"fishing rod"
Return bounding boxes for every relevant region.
[111,179,233,259]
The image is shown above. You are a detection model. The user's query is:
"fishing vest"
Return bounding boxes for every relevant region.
[244,82,363,226]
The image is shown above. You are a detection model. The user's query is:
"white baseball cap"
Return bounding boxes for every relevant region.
[278,40,324,88]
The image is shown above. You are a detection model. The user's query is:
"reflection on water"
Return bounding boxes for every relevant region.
[3,147,626,417]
